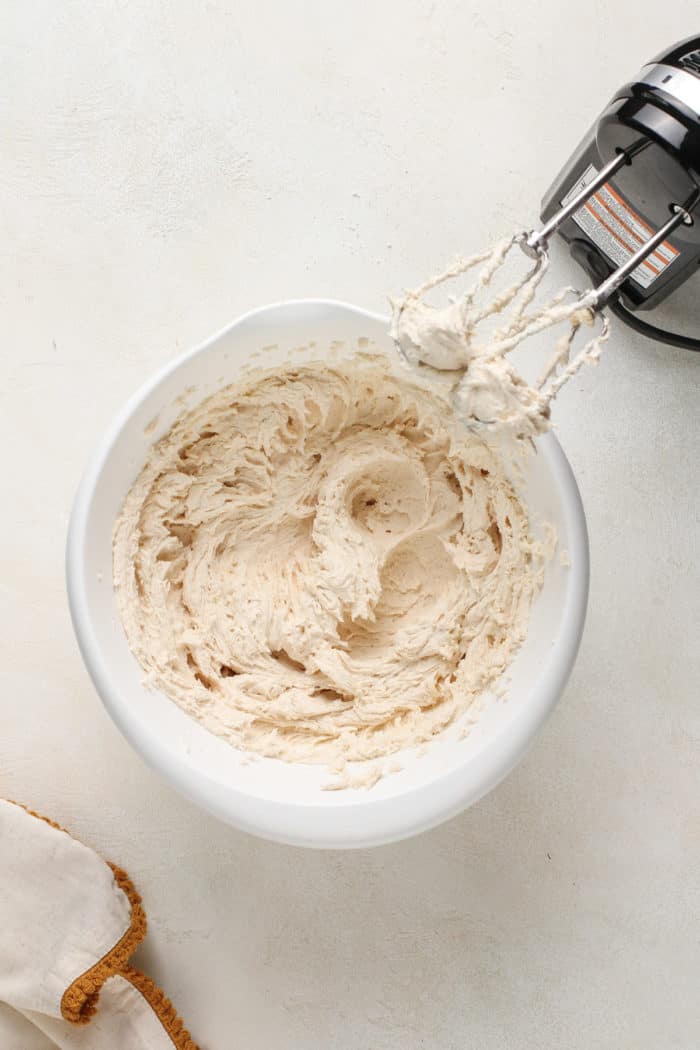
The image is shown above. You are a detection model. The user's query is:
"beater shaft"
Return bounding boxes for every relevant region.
[587,197,697,309]
[523,151,629,257]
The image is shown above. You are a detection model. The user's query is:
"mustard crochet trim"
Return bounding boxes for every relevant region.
[60,861,147,1024]
[122,967,200,1050]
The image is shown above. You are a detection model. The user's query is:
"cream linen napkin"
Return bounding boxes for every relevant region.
[0,800,199,1049]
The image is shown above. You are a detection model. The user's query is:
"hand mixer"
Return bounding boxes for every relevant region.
[392,35,700,433]
[540,34,700,350]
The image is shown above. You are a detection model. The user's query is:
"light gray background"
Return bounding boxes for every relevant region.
[2,3,699,1048]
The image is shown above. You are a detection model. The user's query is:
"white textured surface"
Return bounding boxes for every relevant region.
[1,3,698,1048]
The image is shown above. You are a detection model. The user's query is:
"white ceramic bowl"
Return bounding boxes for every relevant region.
[67,300,588,848]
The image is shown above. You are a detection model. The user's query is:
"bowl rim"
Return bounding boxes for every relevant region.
[66,298,589,848]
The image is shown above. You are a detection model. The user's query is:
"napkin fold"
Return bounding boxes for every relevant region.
[0,800,199,1049]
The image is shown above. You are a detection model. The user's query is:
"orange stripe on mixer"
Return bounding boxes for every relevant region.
[583,202,658,276]
[591,193,666,269]
[597,182,679,262]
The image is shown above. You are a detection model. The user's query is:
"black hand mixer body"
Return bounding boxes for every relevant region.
[540,36,700,348]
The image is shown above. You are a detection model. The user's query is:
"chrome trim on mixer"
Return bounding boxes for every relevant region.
[636,62,700,117]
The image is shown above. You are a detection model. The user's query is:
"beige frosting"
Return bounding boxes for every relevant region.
[113,358,544,773]
[391,295,552,440]
[390,238,608,441]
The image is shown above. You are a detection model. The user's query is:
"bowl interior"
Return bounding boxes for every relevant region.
[68,300,587,846]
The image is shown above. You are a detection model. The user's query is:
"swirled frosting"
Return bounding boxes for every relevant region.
[113,358,544,774]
